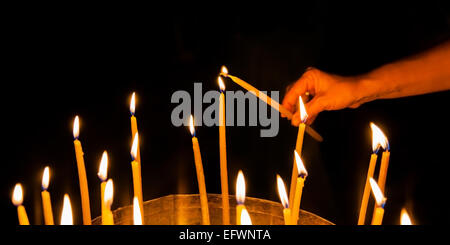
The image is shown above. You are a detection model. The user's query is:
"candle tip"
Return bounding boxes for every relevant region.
[73,116,80,139]
[189,115,195,137]
[98,151,108,181]
[236,170,246,204]
[220,65,229,76]
[130,92,136,115]
[294,150,308,178]
[131,133,139,160]
[60,194,73,225]
[12,183,23,206]
[42,166,50,190]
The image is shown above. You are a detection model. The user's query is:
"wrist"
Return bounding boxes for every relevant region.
[352,74,383,104]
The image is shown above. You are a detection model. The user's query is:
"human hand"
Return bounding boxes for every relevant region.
[282,68,365,126]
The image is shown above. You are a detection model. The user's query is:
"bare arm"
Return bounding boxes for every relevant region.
[283,41,450,125]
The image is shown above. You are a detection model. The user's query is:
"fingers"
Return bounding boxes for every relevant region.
[291,96,325,126]
[282,75,310,116]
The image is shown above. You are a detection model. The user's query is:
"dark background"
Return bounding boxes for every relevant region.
[3,1,450,225]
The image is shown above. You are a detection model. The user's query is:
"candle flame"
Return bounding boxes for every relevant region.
[276,175,289,209]
[400,208,413,225]
[98,151,108,181]
[369,178,386,207]
[236,170,246,205]
[299,96,308,123]
[73,116,80,139]
[240,208,252,225]
[104,179,114,208]
[133,196,143,225]
[130,92,136,115]
[131,133,139,160]
[370,123,389,153]
[294,150,308,178]
[218,76,226,91]
[221,65,228,76]
[12,183,23,206]
[42,166,50,190]
[60,194,73,225]
[189,115,195,136]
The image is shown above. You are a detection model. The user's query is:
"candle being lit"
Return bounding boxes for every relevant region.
[133,196,143,225]
[289,96,308,208]
[97,151,108,224]
[369,178,386,225]
[41,167,54,225]
[131,133,144,220]
[12,183,30,225]
[240,208,252,225]
[72,116,92,225]
[276,175,291,225]
[358,123,388,225]
[218,75,230,225]
[220,66,323,142]
[102,179,114,225]
[60,194,73,225]
[291,150,308,225]
[130,92,142,169]
[400,208,413,225]
[236,170,246,225]
[189,115,210,225]
[369,123,390,224]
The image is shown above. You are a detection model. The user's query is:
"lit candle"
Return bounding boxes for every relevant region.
[12,183,30,225]
[102,179,114,225]
[72,116,92,225]
[369,124,389,224]
[60,194,73,225]
[130,92,142,165]
[235,170,246,225]
[289,96,307,208]
[400,208,413,225]
[218,75,230,225]
[240,208,252,225]
[357,123,388,225]
[276,175,291,225]
[369,178,386,225]
[131,133,144,220]
[97,151,108,224]
[189,115,210,225]
[291,150,308,225]
[220,66,323,142]
[41,167,54,225]
[133,196,143,225]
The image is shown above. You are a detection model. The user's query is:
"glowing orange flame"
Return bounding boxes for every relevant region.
[42,166,50,190]
[218,76,226,91]
[369,178,386,207]
[236,170,246,205]
[133,196,142,225]
[240,208,252,225]
[12,183,23,206]
[294,150,308,177]
[401,208,413,225]
[73,116,80,139]
[299,96,308,122]
[131,133,139,160]
[276,175,289,209]
[98,151,108,181]
[60,194,73,225]
[370,123,389,152]
[104,179,114,208]
[221,65,228,76]
[189,115,195,136]
[130,92,136,115]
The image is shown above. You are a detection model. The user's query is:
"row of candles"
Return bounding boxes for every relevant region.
[11,66,413,225]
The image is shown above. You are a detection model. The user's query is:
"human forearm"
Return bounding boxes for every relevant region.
[356,41,450,103]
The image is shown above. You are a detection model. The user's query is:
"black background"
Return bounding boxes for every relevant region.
[3,1,450,226]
